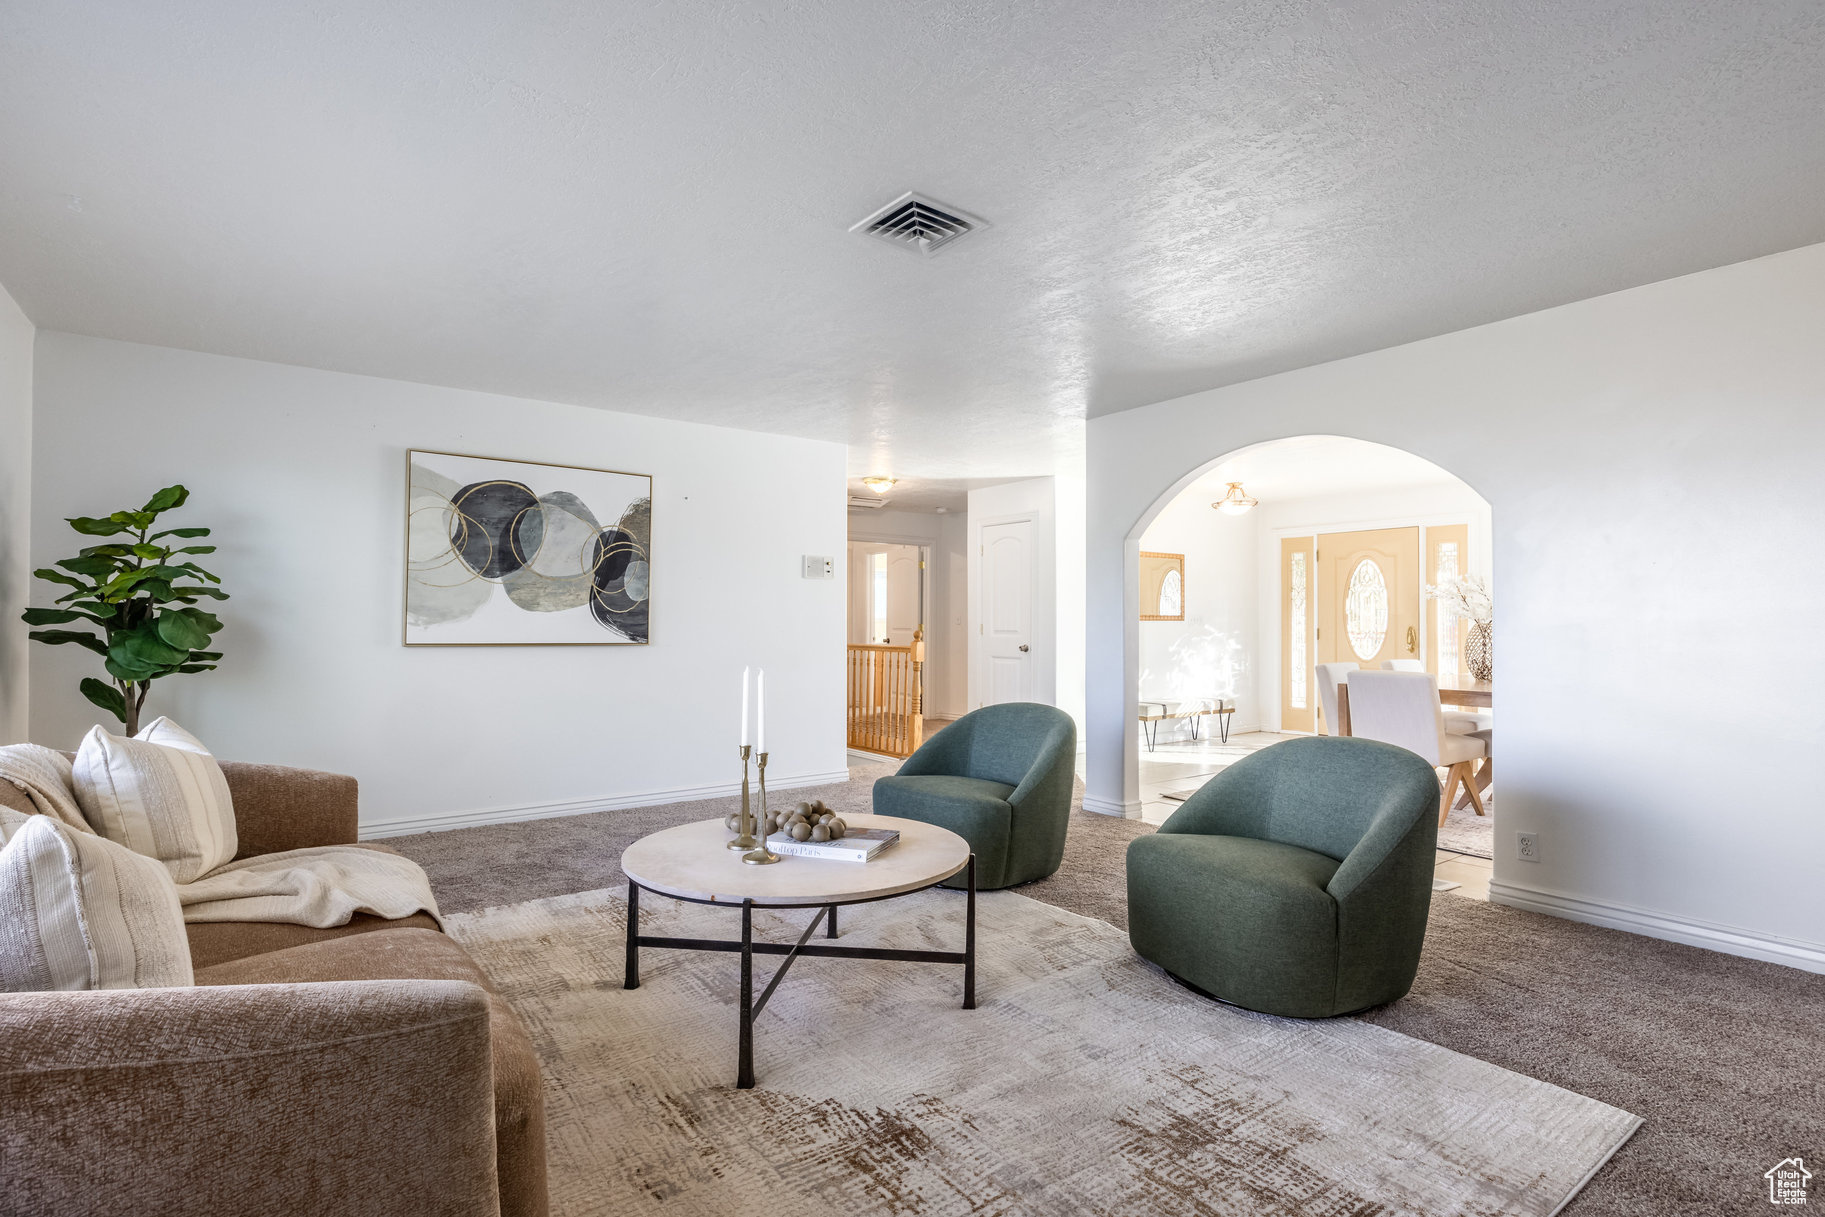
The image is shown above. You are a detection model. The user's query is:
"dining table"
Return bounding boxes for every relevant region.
[1333,673,1493,809]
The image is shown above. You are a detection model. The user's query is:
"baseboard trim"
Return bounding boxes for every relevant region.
[1488,880,1825,975]
[1081,795,1142,818]
[360,769,855,839]
[847,749,901,765]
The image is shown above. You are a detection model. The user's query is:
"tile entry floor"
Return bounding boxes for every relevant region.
[1078,728,1493,901]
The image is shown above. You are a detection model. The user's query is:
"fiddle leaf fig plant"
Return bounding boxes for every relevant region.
[22,484,228,736]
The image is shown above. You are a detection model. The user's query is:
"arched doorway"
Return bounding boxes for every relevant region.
[1109,435,1497,878]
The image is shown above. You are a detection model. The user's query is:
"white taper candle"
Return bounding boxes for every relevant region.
[756,669,766,754]
[740,666,751,746]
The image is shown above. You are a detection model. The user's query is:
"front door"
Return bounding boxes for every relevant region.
[1318,527,1421,672]
[980,519,1034,705]
[1280,536,1315,733]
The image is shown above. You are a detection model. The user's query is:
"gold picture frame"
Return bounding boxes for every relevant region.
[1139,551,1184,621]
[404,449,652,646]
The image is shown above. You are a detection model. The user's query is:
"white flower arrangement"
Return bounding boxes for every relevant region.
[1425,574,1493,625]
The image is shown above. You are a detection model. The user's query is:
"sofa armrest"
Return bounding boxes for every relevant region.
[0,980,500,1217]
[222,761,360,856]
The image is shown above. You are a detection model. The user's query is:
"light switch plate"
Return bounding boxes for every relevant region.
[802,555,834,579]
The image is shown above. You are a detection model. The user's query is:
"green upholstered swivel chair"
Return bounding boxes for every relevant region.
[872,702,1077,890]
[1126,736,1439,1018]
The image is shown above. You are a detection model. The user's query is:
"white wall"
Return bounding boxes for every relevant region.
[1088,241,1825,971]
[30,333,849,833]
[1136,495,1260,731]
[0,284,31,743]
[847,508,968,718]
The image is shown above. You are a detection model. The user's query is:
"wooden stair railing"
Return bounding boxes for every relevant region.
[846,628,925,758]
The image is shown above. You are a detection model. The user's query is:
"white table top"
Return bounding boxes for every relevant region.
[620,813,970,907]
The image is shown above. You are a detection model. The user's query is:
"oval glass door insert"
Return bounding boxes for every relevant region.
[1346,559,1389,660]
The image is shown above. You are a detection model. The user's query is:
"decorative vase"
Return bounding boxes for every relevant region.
[1465,621,1493,681]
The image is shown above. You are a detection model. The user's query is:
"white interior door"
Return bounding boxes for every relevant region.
[981,519,1034,705]
[884,548,922,646]
[848,542,924,645]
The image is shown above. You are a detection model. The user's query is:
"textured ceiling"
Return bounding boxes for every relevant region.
[3,2,1823,483]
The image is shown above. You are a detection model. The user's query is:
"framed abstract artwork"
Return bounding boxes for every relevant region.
[405,450,651,645]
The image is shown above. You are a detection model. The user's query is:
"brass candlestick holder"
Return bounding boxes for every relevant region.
[727,745,759,851]
[742,751,779,866]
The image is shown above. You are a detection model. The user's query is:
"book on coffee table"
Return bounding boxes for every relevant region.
[764,827,900,862]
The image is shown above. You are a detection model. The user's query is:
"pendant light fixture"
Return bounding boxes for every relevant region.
[860,476,897,495]
[1212,482,1259,515]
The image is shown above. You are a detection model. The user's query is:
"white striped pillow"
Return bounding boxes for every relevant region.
[0,814,193,991]
[72,721,238,884]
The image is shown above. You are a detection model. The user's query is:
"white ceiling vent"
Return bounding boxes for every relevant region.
[847,495,889,510]
[851,192,986,256]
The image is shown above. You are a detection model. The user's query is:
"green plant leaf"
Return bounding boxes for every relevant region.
[105,652,161,682]
[174,545,217,555]
[109,509,155,529]
[170,562,222,583]
[130,543,169,560]
[141,485,189,514]
[114,626,189,668]
[78,678,128,722]
[150,526,211,540]
[22,607,97,626]
[155,610,212,650]
[57,555,118,577]
[67,516,134,536]
[33,568,91,591]
[79,544,136,559]
[179,586,229,600]
[171,663,219,674]
[178,608,223,633]
[188,650,223,662]
[137,580,180,602]
[28,629,109,656]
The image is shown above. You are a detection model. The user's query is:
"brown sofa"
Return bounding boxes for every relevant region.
[0,761,547,1217]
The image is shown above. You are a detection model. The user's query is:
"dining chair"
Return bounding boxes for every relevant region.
[1380,659,1491,734]
[1315,662,1357,735]
[1344,670,1487,827]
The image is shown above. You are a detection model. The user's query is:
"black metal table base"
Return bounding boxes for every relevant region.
[624,854,976,1089]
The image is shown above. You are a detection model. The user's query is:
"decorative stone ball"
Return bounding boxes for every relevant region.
[796,801,813,816]
[810,825,830,842]
[724,813,740,833]
[763,814,780,835]
[790,822,812,842]
[828,819,846,839]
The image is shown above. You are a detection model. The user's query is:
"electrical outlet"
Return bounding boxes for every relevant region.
[1516,832,1540,862]
[801,555,833,579]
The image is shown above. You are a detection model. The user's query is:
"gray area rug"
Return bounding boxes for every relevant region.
[449,886,1639,1217]
[392,764,1825,1214]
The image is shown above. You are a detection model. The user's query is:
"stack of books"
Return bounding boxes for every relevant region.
[765,827,900,863]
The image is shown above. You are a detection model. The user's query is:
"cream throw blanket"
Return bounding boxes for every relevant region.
[0,744,439,929]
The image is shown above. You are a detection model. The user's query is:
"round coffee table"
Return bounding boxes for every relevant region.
[621,813,975,1089]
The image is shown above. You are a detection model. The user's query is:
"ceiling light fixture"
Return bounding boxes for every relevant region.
[1212,482,1259,515]
[861,476,897,494]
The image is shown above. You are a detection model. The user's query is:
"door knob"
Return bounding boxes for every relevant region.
[1019,644,1030,652]
[1406,626,1417,654]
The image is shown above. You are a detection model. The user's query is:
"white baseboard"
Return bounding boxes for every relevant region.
[1081,794,1142,818]
[847,748,901,765]
[360,768,854,839]
[1488,880,1825,975]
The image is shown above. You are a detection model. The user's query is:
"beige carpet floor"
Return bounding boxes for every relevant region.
[391,763,1825,1215]
[449,884,1638,1217]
